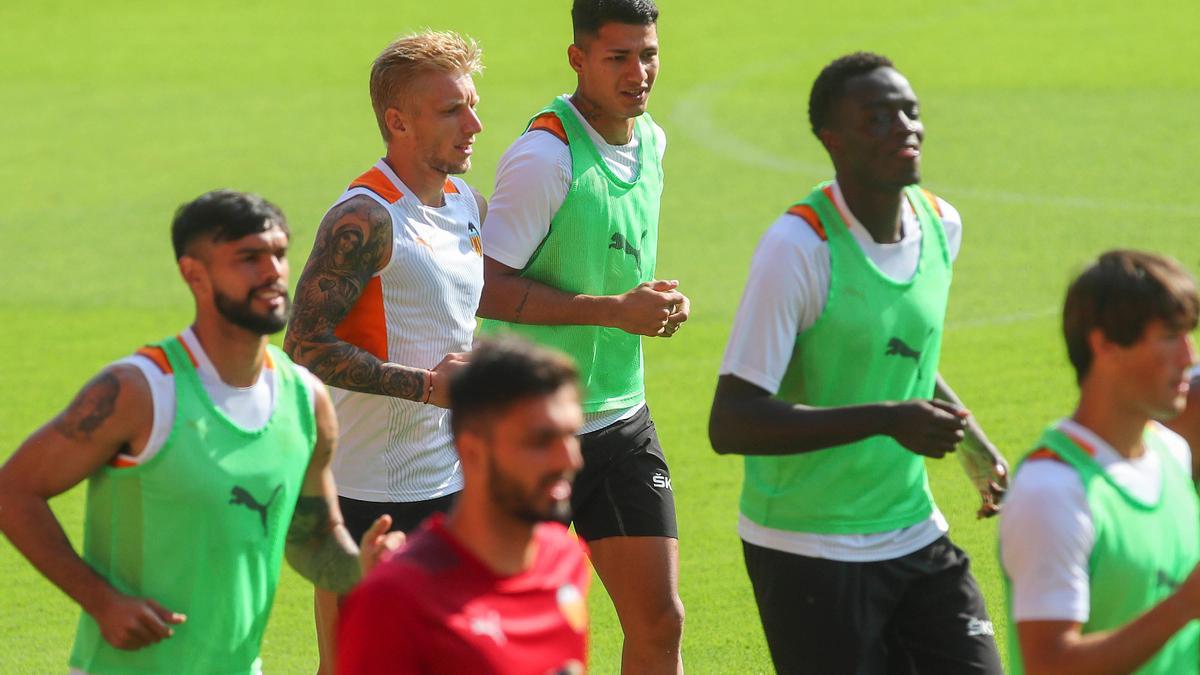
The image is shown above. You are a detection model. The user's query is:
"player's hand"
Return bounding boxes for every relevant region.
[93,592,185,650]
[427,352,470,408]
[612,280,686,337]
[358,514,406,577]
[958,440,1009,519]
[887,399,967,459]
[659,282,691,338]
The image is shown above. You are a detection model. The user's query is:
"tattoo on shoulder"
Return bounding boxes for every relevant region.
[54,372,120,440]
[286,198,410,395]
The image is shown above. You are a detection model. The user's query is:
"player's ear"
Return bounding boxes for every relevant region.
[177,254,209,296]
[567,43,585,75]
[818,127,840,154]
[1087,327,1116,363]
[385,107,407,138]
[455,429,484,470]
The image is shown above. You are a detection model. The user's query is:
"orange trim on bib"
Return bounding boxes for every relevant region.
[334,276,389,361]
[787,204,827,241]
[443,178,460,195]
[135,346,173,374]
[1026,447,1065,463]
[528,113,568,145]
[919,188,943,217]
[349,167,404,204]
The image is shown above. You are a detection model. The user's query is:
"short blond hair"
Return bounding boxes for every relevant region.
[370,30,483,142]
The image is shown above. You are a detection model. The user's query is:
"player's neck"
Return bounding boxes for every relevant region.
[189,317,269,388]
[570,91,634,145]
[836,178,904,244]
[382,153,447,208]
[445,499,538,577]
[1073,381,1149,459]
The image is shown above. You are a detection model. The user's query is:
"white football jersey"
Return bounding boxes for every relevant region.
[327,159,482,502]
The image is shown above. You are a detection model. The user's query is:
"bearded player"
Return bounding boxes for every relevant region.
[337,338,591,675]
[0,190,400,674]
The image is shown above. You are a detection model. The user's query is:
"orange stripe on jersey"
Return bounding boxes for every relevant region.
[349,167,404,204]
[135,346,173,374]
[1059,430,1099,457]
[786,204,827,241]
[1026,447,1064,463]
[176,336,199,367]
[264,351,275,370]
[919,188,943,217]
[443,178,460,195]
[110,455,140,468]
[527,113,568,145]
[334,276,389,361]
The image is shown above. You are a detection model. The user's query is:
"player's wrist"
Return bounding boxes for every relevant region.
[421,369,433,404]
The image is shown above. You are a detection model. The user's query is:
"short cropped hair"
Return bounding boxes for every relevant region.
[1063,250,1199,382]
[369,30,483,142]
[171,189,287,260]
[808,51,895,137]
[572,0,658,42]
[450,338,579,436]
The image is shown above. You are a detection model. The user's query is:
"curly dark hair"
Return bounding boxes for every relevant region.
[808,51,894,138]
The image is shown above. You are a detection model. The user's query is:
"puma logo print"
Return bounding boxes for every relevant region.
[229,485,282,535]
[1157,570,1181,591]
[885,337,921,362]
[609,232,648,273]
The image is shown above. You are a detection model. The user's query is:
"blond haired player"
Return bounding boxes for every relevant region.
[284,30,487,673]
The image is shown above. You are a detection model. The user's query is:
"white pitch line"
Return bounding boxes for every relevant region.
[946,306,1058,330]
[669,64,1200,218]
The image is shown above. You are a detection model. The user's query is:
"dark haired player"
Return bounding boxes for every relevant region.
[709,52,1005,673]
[337,338,591,675]
[477,0,686,672]
[0,190,401,674]
[1001,250,1200,675]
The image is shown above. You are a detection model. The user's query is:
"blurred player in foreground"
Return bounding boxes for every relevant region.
[284,31,487,672]
[0,190,401,674]
[708,52,1005,673]
[1000,250,1200,675]
[337,338,590,675]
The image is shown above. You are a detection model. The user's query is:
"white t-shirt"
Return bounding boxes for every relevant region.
[1000,419,1192,623]
[483,94,667,434]
[721,181,963,562]
[113,327,320,465]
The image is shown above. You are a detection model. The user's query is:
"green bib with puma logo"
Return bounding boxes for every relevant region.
[70,336,315,675]
[740,183,951,534]
[479,96,662,413]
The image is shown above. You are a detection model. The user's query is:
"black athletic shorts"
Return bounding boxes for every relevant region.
[567,405,678,541]
[338,492,459,542]
[742,535,1002,675]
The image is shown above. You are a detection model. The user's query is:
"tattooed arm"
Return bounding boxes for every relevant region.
[284,195,465,406]
[285,382,403,594]
[0,365,186,649]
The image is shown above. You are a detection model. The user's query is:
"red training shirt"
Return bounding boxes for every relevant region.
[337,514,591,675]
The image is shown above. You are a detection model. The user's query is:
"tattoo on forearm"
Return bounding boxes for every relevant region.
[285,197,424,401]
[286,495,360,594]
[54,373,120,440]
[514,279,534,322]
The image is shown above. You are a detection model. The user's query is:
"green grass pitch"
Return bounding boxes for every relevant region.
[2,0,1198,672]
